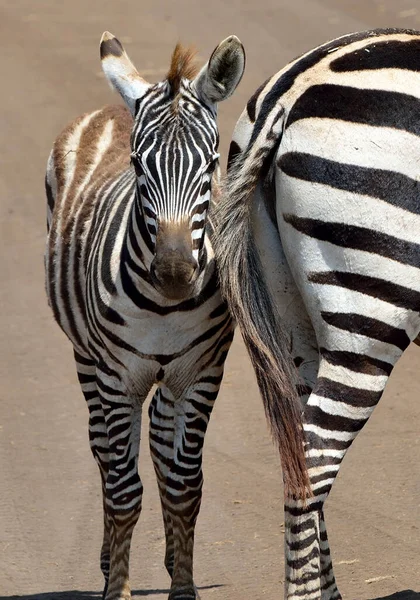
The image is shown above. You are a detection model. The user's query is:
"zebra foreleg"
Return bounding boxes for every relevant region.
[165,375,221,600]
[98,367,145,600]
[149,385,176,578]
[74,351,111,595]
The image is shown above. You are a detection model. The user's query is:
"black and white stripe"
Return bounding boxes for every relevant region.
[45,33,245,600]
[214,28,420,600]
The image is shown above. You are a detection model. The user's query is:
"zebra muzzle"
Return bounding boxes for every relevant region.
[150,254,198,300]
[151,222,200,300]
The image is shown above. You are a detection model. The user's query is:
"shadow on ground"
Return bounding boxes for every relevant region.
[0,584,224,600]
[1,589,418,600]
[369,593,420,600]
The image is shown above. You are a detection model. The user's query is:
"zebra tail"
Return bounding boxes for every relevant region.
[213,108,311,501]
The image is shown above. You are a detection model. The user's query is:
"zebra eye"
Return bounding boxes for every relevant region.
[200,179,212,196]
[205,154,220,175]
[210,155,219,169]
[130,153,143,177]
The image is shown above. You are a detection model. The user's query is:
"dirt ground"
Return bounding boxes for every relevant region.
[0,1,419,599]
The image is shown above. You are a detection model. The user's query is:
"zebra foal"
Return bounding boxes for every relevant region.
[45,32,245,600]
[214,28,420,599]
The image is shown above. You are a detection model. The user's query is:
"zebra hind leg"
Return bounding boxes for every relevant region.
[149,385,176,579]
[284,339,414,600]
[74,351,111,596]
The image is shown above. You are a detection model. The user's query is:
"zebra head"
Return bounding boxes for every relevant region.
[100,32,245,300]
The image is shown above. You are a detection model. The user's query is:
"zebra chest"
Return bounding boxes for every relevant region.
[86,251,226,396]
[122,310,202,355]
[90,305,215,396]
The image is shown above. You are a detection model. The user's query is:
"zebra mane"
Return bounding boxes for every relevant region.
[167,43,198,95]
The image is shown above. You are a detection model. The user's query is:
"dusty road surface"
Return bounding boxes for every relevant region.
[0,1,419,599]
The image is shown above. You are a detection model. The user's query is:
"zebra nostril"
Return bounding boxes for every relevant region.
[187,261,199,283]
[150,262,160,284]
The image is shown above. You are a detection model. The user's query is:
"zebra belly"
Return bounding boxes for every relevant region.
[45,236,90,355]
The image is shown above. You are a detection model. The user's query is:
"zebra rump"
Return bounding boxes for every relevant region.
[214,26,420,600]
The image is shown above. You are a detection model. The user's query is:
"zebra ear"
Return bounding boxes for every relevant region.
[100,32,151,116]
[193,36,245,106]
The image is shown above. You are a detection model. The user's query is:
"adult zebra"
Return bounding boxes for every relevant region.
[45,32,245,600]
[214,28,420,599]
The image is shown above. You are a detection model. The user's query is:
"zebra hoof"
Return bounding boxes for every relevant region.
[168,585,197,600]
